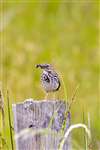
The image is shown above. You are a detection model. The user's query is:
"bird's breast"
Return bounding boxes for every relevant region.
[41,71,60,92]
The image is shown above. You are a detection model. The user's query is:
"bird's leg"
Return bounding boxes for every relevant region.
[53,92,56,100]
[53,91,59,100]
[56,91,59,99]
[44,92,49,100]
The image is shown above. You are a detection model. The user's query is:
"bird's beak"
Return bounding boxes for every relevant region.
[35,64,40,68]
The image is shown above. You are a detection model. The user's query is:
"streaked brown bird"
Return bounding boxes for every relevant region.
[36,64,60,99]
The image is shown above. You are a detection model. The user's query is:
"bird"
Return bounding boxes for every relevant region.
[36,64,60,99]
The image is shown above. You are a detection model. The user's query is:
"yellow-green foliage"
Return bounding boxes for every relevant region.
[0,1,99,149]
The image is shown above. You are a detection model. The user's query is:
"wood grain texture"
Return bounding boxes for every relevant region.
[12,99,71,150]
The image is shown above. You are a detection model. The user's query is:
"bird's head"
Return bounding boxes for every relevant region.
[35,64,52,70]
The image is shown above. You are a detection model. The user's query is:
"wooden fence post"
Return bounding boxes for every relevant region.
[12,99,71,150]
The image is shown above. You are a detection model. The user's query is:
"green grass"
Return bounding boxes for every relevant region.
[0,1,99,149]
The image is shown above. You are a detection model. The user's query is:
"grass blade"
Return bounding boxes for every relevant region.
[7,90,14,150]
[0,89,5,131]
[82,109,88,150]
[58,123,91,150]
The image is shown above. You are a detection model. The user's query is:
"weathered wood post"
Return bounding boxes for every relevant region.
[12,99,71,150]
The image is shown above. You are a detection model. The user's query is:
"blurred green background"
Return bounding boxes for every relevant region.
[0,1,99,149]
